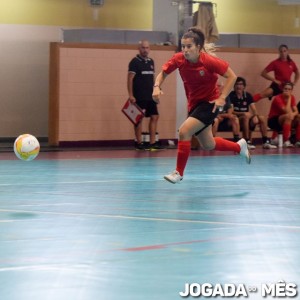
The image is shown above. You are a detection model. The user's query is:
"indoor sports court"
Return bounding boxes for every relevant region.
[0,147,299,300]
[2,0,300,299]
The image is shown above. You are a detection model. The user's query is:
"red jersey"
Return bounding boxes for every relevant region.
[268,94,296,118]
[162,52,229,112]
[265,59,298,88]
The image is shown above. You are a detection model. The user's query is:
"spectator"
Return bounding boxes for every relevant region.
[229,77,276,149]
[127,40,163,151]
[212,97,240,142]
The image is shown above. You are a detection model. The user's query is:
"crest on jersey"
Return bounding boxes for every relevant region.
[199,70,205,76]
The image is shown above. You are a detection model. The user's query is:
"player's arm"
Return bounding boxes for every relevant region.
[291,96,298,116]
[226,106,239,122]
[213,67,237,112]
[225,106,236,119]
[292,104,298,115]
[293,69,299,86]
[227,105,234,115]
[127,72,136,103]
[261,69,280,85]
[218,68,236,101]
[152,71,167,103]
[281,96,293,113]
[249,103,258,116]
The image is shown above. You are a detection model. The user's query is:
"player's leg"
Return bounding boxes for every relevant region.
[149,114,159,145]
[198,125,251,163]
[227,115,240,141]
[164,102,250,184]
[268,116,282,145]
[253,87,274,102]
[257,115,276,148]
[164,116,203,183]
[134,121,144,150]
[212,117,220,137]
[146,101,164,150]
[293,114,300,147]
[279,114,295,147]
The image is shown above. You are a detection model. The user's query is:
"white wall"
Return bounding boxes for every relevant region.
[1,2,299,141]
[152,0,179,44]
[0,24,62,138]
[1,2,178,139]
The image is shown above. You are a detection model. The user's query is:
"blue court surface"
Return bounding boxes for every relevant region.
[0,148,299,300]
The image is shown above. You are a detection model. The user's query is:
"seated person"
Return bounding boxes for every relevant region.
[228,76,276,149]
[268,82,300,147]
[212,97,240,142]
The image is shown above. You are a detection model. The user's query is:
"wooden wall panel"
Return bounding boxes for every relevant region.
[49,44,300,146]
[218,48,300,118]
[49,43,177,146]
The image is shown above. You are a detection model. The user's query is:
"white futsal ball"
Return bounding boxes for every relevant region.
[14,134,40,161]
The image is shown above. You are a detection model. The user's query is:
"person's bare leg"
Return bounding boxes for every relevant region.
[149,115,159,144]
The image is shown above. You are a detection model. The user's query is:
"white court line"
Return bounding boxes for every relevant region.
[0,264,89,273]
[0,175,299,186]
[0,208,299,230]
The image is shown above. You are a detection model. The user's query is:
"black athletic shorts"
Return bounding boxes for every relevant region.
[189,101,219,125]
[189,101,220,135]
[137,100,158,117]
[268,116,282,132]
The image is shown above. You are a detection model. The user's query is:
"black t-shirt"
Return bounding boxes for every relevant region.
[228,91,253,112]
[128,55,154,102]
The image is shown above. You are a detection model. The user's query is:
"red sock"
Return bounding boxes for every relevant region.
[214,137,240,153]
[282,123,291,142]
[296,124,300,141]
[176,140,191,176]
[253,94,262,102]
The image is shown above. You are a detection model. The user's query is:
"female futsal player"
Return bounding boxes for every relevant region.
[152,27,251,184]
[253,44,299,102]
[268,82,300,148]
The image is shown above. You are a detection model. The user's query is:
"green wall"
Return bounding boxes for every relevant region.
[197,0,300,35]
[0,0,153,29]
[1,0,300,34]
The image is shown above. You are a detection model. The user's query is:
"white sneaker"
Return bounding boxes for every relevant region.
[263,142,277,149]
[295,141,300,148]
[164,170,183,184]
[237,138,251,164]
[283,141,294,148]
